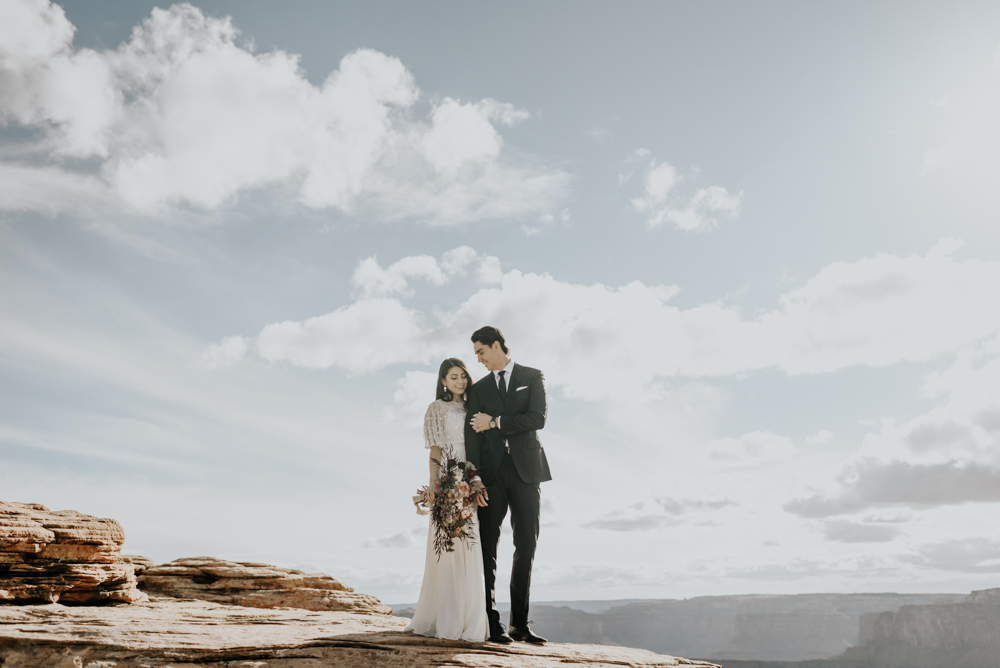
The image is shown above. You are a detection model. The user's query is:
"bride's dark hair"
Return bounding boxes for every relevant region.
[436,358,471,405]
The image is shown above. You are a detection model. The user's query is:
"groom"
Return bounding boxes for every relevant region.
[465,326,551,645]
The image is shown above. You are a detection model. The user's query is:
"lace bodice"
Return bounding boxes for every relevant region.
[423,399,467,458]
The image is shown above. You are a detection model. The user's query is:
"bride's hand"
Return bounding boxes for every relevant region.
[472,480,488,507]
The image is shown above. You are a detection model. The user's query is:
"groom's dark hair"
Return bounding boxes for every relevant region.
[471,326,509,354]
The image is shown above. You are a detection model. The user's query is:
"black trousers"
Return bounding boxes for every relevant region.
[478,452,540,635]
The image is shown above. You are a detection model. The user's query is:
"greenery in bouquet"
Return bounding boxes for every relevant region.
[414,447,480,559]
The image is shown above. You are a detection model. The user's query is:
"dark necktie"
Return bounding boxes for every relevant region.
[497,369,507,401]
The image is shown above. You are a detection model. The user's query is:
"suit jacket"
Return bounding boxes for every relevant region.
[465,363,552,485]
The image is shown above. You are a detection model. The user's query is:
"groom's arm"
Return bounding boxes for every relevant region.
[498,370,546,436]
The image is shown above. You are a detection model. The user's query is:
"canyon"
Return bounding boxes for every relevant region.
[5,498,999,667]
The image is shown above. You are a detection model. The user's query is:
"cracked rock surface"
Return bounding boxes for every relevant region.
[0,598,720,667]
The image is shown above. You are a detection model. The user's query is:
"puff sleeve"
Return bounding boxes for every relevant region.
[423,400,447,450]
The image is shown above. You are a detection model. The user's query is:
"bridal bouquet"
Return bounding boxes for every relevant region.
[413,448,480,559]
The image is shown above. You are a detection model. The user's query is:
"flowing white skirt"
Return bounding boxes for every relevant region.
[404,513,488,641]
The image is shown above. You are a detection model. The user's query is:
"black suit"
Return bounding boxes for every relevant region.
[465,363,551,634]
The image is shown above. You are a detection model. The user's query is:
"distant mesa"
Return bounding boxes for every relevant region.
[709,588,1000,668]
[840,588,1000,668]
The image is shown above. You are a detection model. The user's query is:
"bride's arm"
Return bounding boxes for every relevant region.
[427,445,441,506]
[423,401,447,506]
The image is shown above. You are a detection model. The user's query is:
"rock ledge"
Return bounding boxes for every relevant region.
[0,501,144,605]
[0,597,720,668]
[139,556,391,614]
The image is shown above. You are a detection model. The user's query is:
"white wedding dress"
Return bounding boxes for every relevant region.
[404,399,488,641]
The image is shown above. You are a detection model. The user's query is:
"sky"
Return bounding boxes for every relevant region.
[2,0,1000,604]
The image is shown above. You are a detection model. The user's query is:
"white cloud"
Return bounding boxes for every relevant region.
[805,430,834,446]
[350,247,502,299]
[582,514,677,532]
[706,431,796,466]
[421,98,524,177]
[0,1,568,223]
[641,162,679,203]
[582,496,735,532]
[363,529,420,548]
[207,239,1000,404]
[0,163,115,215]
[823,520,901,543]
[919,142,958,175]
[908,538,1000,573]
[785,460,1000,518]
[197,335,248,369]
[390,370,439,424]
[255,298,431,374]
[0,0,119,157]
[630,156,742,232]
[440,246,478,275]
[661,186,743,232]
[352,255,447,299]
[475,255,503,285]
[785,329,1000,521]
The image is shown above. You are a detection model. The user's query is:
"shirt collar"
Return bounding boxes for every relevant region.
[493,358,514,379]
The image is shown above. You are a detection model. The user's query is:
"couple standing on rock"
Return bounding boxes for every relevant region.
[404,326,551,645]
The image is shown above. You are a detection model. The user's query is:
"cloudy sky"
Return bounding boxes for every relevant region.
[3,0,1000,604]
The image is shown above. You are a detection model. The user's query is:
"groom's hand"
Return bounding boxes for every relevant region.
[470,412,493,433]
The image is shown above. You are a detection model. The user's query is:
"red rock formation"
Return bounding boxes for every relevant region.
[139,556,391,614]
[0,501,145,605]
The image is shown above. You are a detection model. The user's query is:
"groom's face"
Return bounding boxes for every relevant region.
[474,340,507,371]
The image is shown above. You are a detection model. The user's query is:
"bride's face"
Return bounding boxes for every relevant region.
[443,366,468,399]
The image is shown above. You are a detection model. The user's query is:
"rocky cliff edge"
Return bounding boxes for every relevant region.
[0,597,720,668]
[0,499,718,667]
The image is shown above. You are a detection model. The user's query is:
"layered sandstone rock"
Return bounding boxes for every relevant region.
[139,556,391,614]
[0,501,145,605]
[0,598,719,668]
[843,587,1000,668]
[120,554,156,575]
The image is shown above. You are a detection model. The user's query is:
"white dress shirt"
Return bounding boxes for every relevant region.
[492,358,514,429]
[492,358,514,389]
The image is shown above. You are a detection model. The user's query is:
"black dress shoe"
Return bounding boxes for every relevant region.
[509,625,547,644]
[488,632,514,644]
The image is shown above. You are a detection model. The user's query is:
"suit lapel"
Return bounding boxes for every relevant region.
[503,364,522,411]
[481,372,502,410]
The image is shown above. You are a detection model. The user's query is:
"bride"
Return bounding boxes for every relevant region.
[404,358,489,641]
